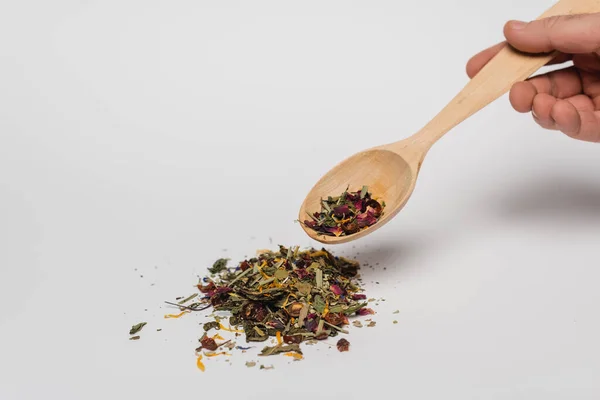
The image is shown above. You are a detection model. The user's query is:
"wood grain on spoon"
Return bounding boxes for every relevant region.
[299,0,600,245]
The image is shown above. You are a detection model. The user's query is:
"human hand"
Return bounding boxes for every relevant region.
[466,13,600,143]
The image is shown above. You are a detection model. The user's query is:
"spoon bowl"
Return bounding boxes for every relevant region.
[299,146,420,244]
[298,0,600,245]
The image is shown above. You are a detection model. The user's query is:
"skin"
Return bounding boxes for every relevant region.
[466,13,600,143]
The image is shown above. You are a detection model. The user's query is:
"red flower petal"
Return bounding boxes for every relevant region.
[333,205,350,217]
[241,302,268,322]
[346,192,360,201]
[294,268,310,280]
[304,220,317,229]
[330,284,344,296]
[356,212,377,228]
[304,319,318,332]
[352,294,367,300]
[197,282,216,293]
[356,307,375,316]
[353,200,363,212]
[365,199,383,217]
[324,226,344,237]
[266,320,286,330]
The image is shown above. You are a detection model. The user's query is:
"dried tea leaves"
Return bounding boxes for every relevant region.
[208,258,229,274]
[197,246,370,349]
[129,322,147,335]
[302,186,385,237]
[147,245,389,371]
[259,343,302,357]
[203,321,220,332]
[184,245,379,369]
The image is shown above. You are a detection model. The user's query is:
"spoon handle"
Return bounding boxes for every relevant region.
[412,0,600,148]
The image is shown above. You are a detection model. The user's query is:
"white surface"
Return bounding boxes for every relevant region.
[1,0,600,398]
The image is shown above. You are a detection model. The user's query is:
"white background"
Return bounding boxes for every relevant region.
[1,1,599,399]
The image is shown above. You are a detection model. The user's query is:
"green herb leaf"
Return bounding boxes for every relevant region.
[274,269,288,281]
[208,258,229,274]
[259,344,302,356]
[295,282,312,295]
[177,293,198,304]
[129,322,147,335]
[203,321,220,331]
[315,268,323,288]
[341,302,368,315]
[313,295,326,314]
[360,185,368,199]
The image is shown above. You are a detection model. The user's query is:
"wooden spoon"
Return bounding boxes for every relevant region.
[299,0,600,245]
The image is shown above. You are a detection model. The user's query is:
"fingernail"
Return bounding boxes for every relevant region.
[531,109,538,119]
[509,20,527,30]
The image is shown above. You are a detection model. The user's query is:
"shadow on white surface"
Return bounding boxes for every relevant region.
[495,176,600,222]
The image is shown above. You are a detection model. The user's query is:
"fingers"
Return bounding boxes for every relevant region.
[507,68,600,142]
[508,66,583,113]
[553,99,600,142]
[551,99,581,135]
[504,13,600,54]
[525,94,600,142]
[466,43,571,78]
[509,81,537,113]
[466,42,505,78]
[467,12,600,78]
[532,93,559,130]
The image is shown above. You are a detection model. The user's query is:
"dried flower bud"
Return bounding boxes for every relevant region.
[341,220,359,234]
[324,312,346,326]
[336,338,350,352]
[283,334,303,344]
[286,302,304,317]
[200,335,218,351]
[239,261,251,271]
[241,302,268,322]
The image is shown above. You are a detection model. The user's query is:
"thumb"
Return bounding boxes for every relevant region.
[504,13,600,54]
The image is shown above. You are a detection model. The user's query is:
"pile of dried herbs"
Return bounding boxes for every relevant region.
[164,246,376,370]
[302,186,385,237]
